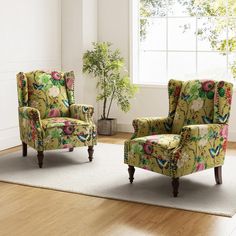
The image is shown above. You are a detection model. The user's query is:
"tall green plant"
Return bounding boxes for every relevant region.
[83,42,138,119]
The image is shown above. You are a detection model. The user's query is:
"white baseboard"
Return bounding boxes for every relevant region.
[117,123,236,142]
[0,127,21,151]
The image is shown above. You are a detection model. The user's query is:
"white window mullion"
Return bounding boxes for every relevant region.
[196,16,198,75]
[130,0,140,84]
[166,0,169,81]
[226,0,229,79]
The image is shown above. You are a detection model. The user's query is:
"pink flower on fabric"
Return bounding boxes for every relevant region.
[202,80,215,92]
[143,141,153,155]
[66,78,74,90]
[220,125,228,139]
[63,126,74,135]
[48,108,60,117]
[226,88,232,105]
[62,121,74,135]
[214,92,219,104]
[196,163,205,172]
[174,86,181,97]
[223,140,228,151]
[64,121,71,126]
[51,71,61,80]
[19,78,25,88]
[218,81,225,88]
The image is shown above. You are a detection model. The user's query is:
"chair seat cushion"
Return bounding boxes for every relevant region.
[127,134,180,163]
[132,134,181,153]
[41,117,96,150]
[41,117,89,130]
[125,134,181,177]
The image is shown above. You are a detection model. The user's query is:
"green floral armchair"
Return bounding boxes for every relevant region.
[124,80,233,197]
[17,70,97,168]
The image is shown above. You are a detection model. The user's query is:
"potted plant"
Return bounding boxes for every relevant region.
[83,42,138,135]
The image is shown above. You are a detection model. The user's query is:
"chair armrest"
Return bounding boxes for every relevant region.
[132,117,172,139]
[70,104,94,123]
[179,124,227,141]
[172,124,228,177]
[18,107,43,151]
[19,107,42,130]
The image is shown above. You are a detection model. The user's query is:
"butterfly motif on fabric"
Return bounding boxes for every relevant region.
[82,106,89,113]
[77,133,91,142]
[156,159,169,170]
[181,93,190,101]
[209,145,222,158]
[164,122,172,132]
[33,83,44,90]
[202,116,213,124]
[62,99,69,107]
[219,114,229,123]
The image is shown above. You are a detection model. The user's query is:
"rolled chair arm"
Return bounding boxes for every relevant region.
[18,107,43,151]
[171,124,228,177]
[179,124,227,141]
[19,107,42,130]
[70,104,94,123]
[132,117,172,139]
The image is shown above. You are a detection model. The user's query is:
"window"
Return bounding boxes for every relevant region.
[131,0,236,85]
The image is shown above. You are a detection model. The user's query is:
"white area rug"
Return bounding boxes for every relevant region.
[0,143,235,217]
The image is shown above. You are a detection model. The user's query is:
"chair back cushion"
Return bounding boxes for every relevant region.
[17,70,75,119]
[172,80,233,134]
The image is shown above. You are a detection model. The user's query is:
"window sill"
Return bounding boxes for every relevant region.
[134,83,236,92]
[133,83,167,89]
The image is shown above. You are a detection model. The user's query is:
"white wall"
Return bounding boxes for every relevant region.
[0,0,61,150]
[98,0,236,141]
[61,0,98,118]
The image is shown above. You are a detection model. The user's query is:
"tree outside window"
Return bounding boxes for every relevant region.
[138,0,236,84]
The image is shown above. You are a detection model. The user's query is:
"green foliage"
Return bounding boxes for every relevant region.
[83,42,138,119]
[231,61,236,79]
[140,0,168,40]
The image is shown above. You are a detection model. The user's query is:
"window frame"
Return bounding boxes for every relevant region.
[130,0,236,86]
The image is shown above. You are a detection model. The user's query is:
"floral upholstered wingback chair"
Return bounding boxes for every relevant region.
[124,80,233,197]
[17,70,97,168]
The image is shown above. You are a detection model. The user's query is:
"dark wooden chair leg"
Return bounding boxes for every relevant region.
[37,151,44,168]
[22,142,27,157]
[172,177,179,197]
[88,146,94,162]
[215,166,222,184]
[128,165,135,183]
[69,148,74,152]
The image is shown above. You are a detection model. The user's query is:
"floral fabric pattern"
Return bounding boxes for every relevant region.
[27,71,70,119]
[125,79,233,178]
[70,104,94,123]
[17,70,97,151]
[172,80,216,134]
[18,107,43,151]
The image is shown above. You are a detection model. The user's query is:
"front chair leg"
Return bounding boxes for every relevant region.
[214,166,222,184]
[172,177,179,197]
[128,165,135,183]
[22,142,27,157]
[88,146,94,162]
[37,151,44,168]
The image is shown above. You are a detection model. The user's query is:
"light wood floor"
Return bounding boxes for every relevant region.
[0,133,236,236]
